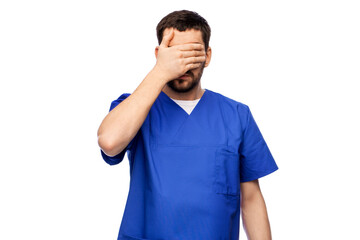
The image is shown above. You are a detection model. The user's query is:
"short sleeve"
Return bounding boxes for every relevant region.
[239,106,279,182]
[100,93,138,165]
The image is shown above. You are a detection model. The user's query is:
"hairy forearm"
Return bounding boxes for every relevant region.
[97,67,167,157]
[241,191,272,240]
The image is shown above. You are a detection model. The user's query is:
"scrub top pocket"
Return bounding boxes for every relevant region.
[213,147,240,196]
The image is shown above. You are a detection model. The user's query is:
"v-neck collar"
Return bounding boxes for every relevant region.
[159,89,209,117]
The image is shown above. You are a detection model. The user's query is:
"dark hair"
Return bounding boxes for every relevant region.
[156,10,211,51]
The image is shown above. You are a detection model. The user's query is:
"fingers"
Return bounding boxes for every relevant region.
[160,28,174,48]
[183,56,206,65]
[185,63,203,72]
[183,55,205,73]
[177,43,205,51]
[180,50,206,58]
[176,43,205,60]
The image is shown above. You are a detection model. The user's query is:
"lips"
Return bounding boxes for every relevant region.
[179,74,191,79]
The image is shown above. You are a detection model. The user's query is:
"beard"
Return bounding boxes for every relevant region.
[167,63,205,93]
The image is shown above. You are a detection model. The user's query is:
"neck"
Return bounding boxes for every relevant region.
[162,83,205,100]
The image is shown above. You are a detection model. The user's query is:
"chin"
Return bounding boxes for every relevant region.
[168,81,198,93]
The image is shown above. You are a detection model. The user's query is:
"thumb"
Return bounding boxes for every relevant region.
[160,28,174,48]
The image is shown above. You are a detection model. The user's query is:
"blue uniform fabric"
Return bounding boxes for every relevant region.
[100,89,278,240]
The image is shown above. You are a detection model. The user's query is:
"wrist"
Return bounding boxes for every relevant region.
[151,65,171,85]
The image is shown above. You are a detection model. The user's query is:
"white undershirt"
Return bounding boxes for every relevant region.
[170,98,201,115]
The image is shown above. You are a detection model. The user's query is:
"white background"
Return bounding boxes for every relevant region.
[1,0,359,239]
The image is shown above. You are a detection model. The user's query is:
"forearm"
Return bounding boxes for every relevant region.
[241,191,272,240]
[97,67,167,157]
[98,29,205,157]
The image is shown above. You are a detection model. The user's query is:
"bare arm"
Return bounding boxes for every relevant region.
[240,179,272,240]
[97,29,205,157]
[97,68,166,157]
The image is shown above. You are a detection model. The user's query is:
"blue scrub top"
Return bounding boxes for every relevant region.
[101,89,278,240]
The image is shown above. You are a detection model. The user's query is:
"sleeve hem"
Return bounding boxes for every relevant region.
[101,149,125,166]
[240,165,279,183]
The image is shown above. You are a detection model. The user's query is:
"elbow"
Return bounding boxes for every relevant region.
[97,134,125,157]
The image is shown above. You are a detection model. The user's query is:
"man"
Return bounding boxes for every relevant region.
[97,10,278,240]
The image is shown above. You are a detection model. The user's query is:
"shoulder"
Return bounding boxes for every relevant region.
[206,89,251,137]
[109,93,131,111]
[206,89,250,116]
[115,93,131,101]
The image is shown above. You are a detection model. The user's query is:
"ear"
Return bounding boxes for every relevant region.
[155,46,159,59]
[204,46,212,68]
